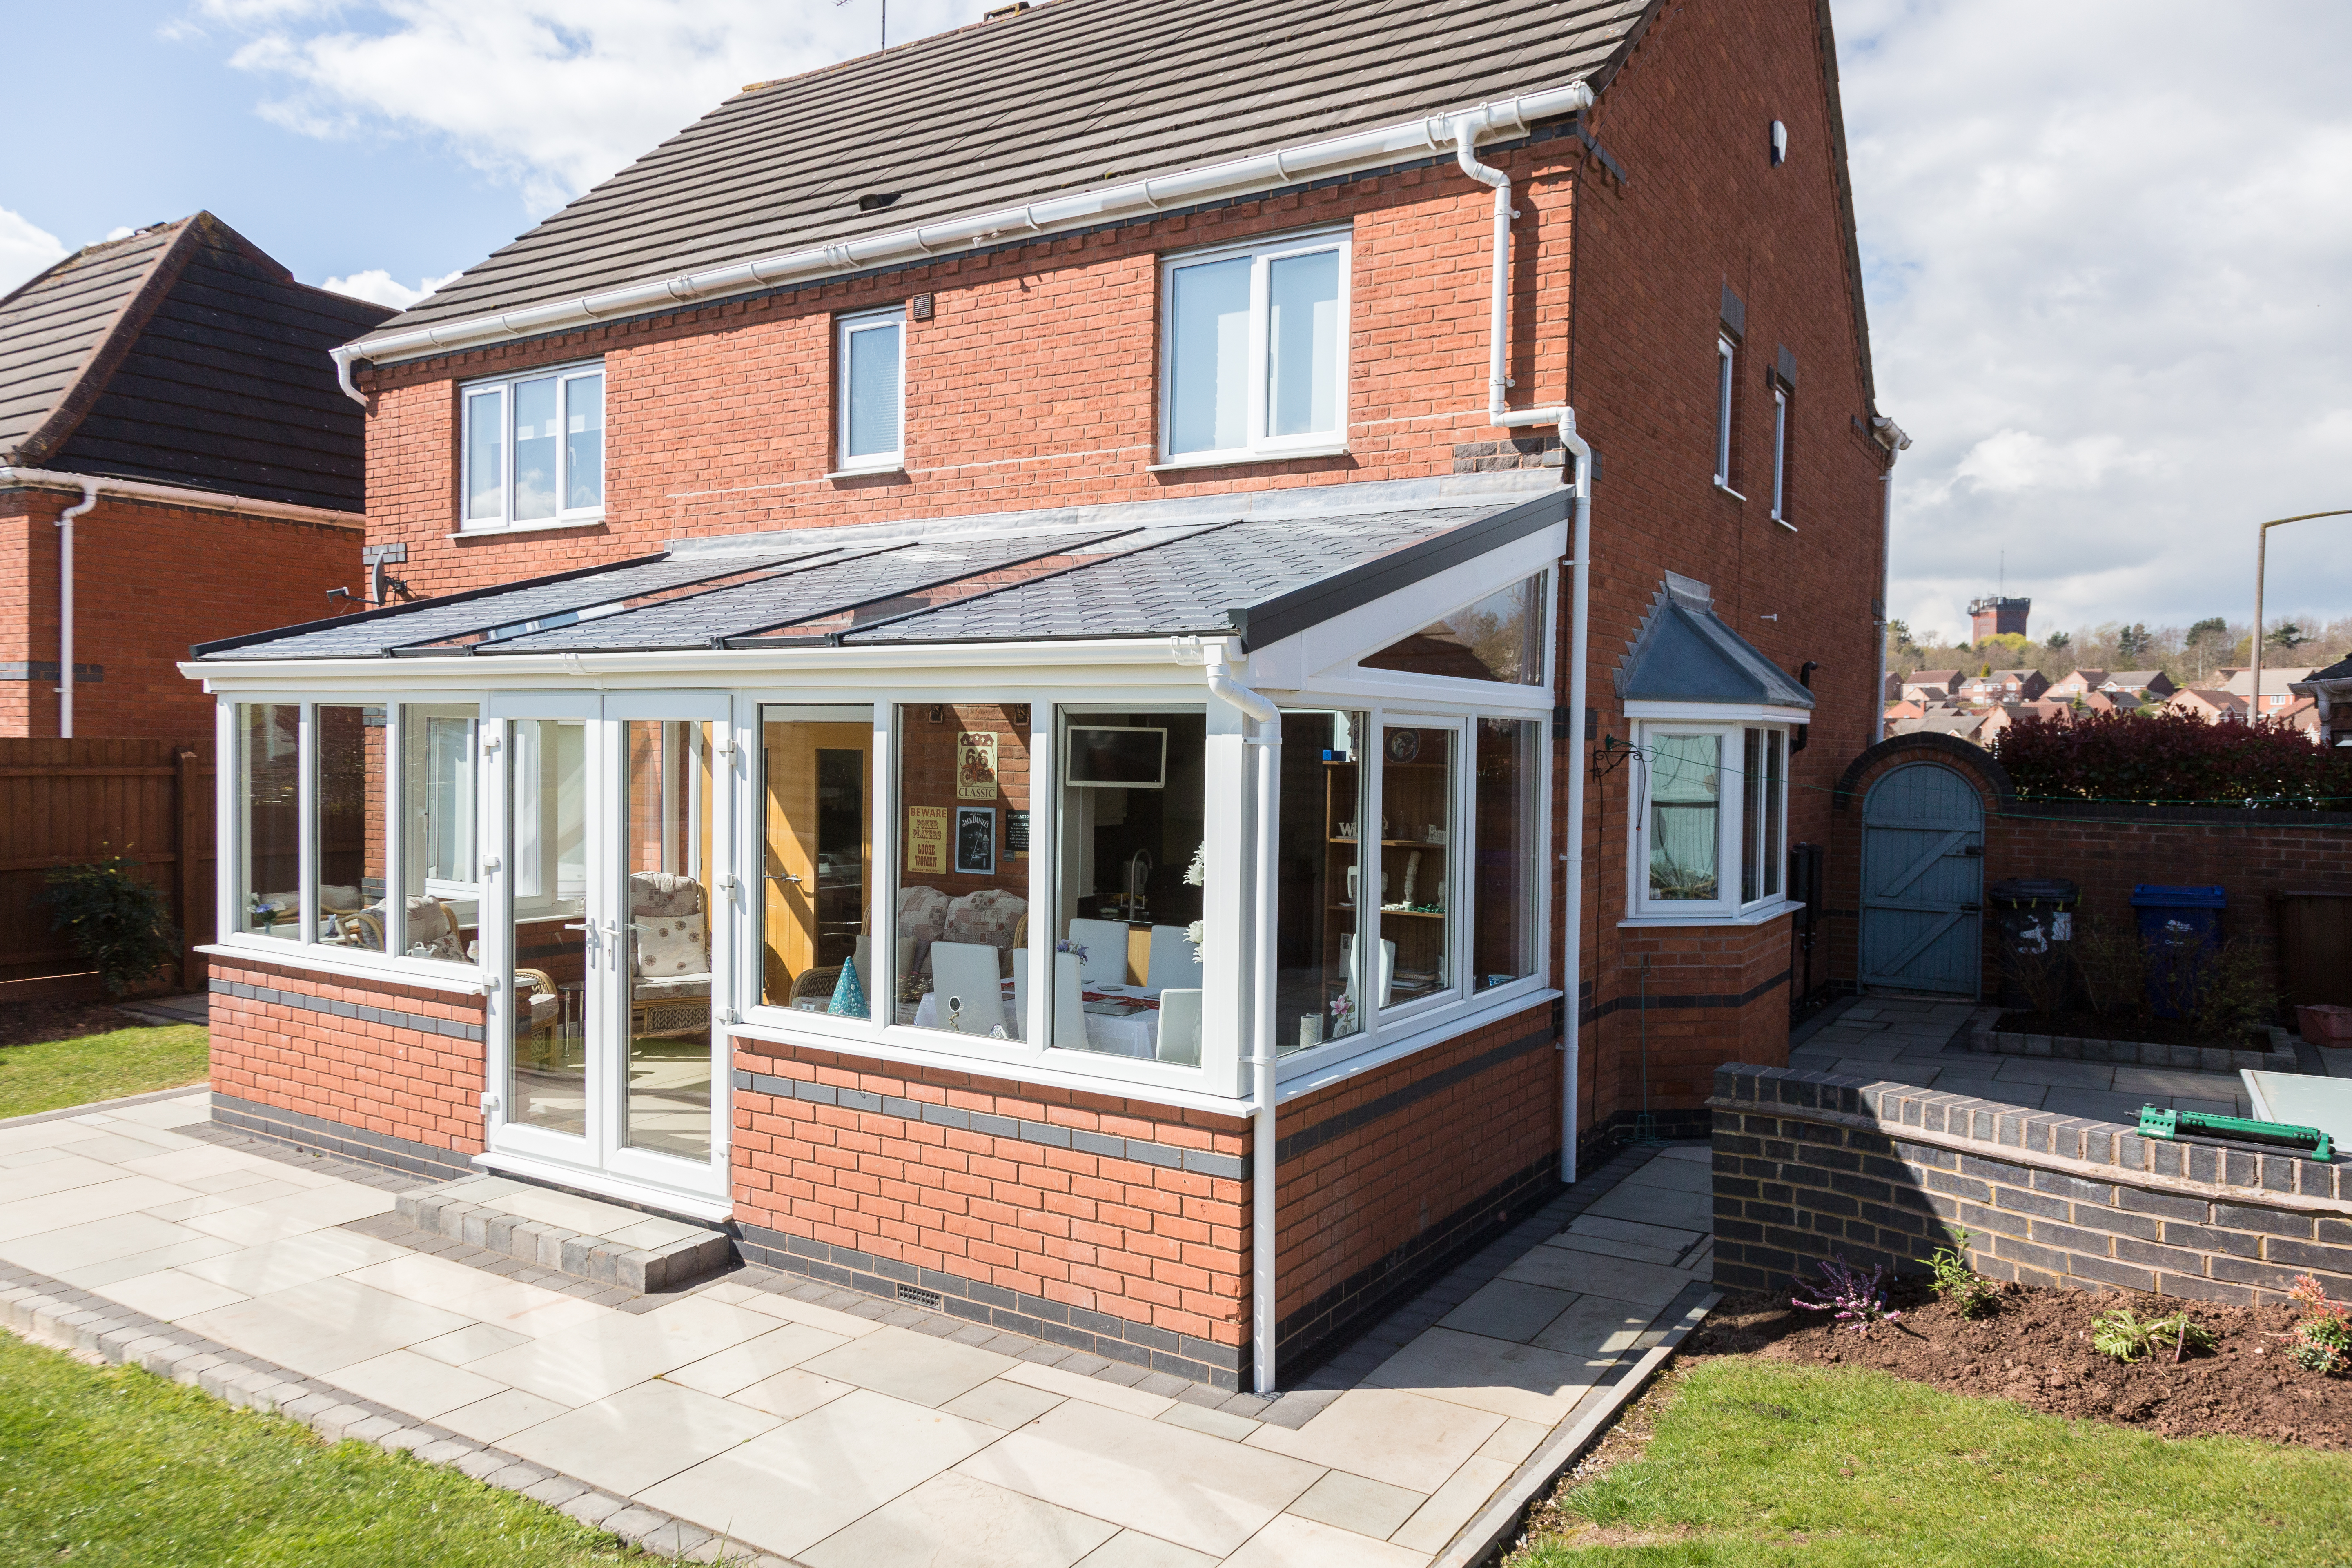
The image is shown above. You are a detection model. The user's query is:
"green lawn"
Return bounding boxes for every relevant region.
[1519,1358,2352,1568]
[0,1022,209,1120]
[0,1332,644,1566]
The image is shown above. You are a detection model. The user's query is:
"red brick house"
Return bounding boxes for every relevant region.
[185,0,1900,1392]
[1,213,388,739]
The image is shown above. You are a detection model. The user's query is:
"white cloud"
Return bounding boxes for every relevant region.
[198,0,973,214]
[1839,0,2352,638]
[321,267,461,309]
[0,208,69,296]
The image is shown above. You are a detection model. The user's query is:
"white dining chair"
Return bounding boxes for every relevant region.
[1053,949,1090,1050]
[931,942,1007,1035]
[855,934,917,998]
[1010,947,1029,1041]
[1066,918,1131,985]
[1345,935,1397,1007]
[1155,987,1202,1065]
[1145,924,1203,991]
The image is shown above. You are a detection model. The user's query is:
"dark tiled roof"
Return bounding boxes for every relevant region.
[0,214,392,510]
[1615,574,1815,710]
[368,0,1650,339]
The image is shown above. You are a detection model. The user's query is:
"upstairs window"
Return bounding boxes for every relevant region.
[1713,335,1736,489]
[838,308,905,471]
[1160,228,1350,464]
[1768,382,1793,528]
[461,361,604,530]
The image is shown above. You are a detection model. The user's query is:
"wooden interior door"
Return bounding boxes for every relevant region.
[763,721,874,1003]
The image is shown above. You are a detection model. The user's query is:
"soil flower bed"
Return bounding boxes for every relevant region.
[1693,1279,2352,1448]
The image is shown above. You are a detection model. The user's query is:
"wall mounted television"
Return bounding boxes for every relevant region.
[1065,726,1167,788]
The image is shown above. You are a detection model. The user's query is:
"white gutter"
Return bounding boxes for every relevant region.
[1448,98,1597,1185]
[331,82,1600,379]
[1203,639,1283,1396]
[1867,416,1911,742]
[52,480,98,739]
[0,467,362,529]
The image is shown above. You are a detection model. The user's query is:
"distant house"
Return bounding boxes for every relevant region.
[0,212,390,738]
[2076,688,2139,715]
[1956,668,2048,704]
[1978,699,2069,744]
[1903,668,1963,703]
[2047,668,2109,698]
[2165,686,2249,724]
[2291,657,2352,748]
[2109,669,2177,699]
[1884,698,1924,722]
[2223,664,2316,717]
[1890,706,1997,744]
[2275,696,2321,739]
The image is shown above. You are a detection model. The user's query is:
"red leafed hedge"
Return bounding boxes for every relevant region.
[1990,709,2350,806]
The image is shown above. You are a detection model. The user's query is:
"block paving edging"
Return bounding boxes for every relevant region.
[1965,1004,2297,1075]
[1711,1064,2352,1307]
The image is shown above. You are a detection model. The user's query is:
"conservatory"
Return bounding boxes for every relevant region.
[187,478,1566,1364]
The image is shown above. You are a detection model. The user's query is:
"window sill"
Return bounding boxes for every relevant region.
[1713,481,1746,501]
[827,464,906,481]
[1618,898,1801,931]
[196,940,490,995]
[1275,982,1561,1098]
[450,515,606,540]
[1147,443,1350,472]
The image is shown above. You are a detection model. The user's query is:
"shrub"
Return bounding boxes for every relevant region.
[1919,1228,1997,1319]
[2286,1275,2352,1376]
[2091,1306,2217,1364]
[1991,708,2348,808]
[44,855,180,999]
[1791,1256,1903,1335]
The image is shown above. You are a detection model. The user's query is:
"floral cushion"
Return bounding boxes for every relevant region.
[898,884,951,974]
[630,872,703,919]
[945,889,1027,953]
[405,898,467,962]
[635,911,708,978]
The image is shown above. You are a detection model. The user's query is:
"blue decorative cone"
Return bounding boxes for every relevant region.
[827,956,868,1017]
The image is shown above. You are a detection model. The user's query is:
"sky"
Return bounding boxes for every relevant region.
[5,0,2348,645]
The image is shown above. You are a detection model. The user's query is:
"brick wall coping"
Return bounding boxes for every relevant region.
[1711,1064,2352,1215]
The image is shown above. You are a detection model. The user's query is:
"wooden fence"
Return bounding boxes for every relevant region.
[0,738,215,1001]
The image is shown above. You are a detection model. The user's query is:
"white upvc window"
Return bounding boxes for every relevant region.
[837,308,905,471]
[1713,335,1736,489]
[461,360,605,531]
[1768,383,1792,528]
[1158,227,1351,466]
[1628,719,1791,922]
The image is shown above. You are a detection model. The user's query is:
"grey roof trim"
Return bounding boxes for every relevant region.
[1613,574,1815,711]
[1229,488,1568,651]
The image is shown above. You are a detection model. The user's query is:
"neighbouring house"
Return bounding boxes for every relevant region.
[2292,657,2352,747]
[2222,664,2317,717]
[2045,667,2109,699]
[2076,687,2139,715]
[0,213,389,739]
[1888,706,1996,744]
[1884,699,1924,722]
[2166,686,2250,724]
[2107,668,2177,699]
[1956,667,2048,704]
[1902,668,1962,703]
[2275,695,2321,739]
[1975,697,2069,745]
[184,0,1900,1392]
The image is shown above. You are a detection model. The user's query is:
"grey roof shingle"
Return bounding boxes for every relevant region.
[363,0,1649,342]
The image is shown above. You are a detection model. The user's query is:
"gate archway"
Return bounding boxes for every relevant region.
[1859,761,1984,996]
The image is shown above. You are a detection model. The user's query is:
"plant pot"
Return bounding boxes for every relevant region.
[2299,1003,2352,1048]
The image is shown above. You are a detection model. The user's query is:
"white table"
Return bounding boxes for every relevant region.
[911,982,1160,1058]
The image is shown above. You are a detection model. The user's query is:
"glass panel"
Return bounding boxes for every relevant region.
[1167,256,1250,454]
[1276,710,1365,1054]
[760,704,876,1016]
[846,321,902,459]
[1360,575,1546,684]
[1742,728,1764,904]
[464,388,503,522]
[509,718,589,1137]
[1648,733,1721,902]
[1770,392,1788,517]
[1378,726,1453,1004]
[1473,718,1539,990]
[236,703,302,940]
[623,721,715,1161]
[893,703,1031,1040]
[1267,249,1339,437]
[314,705,386,950]
[1053,710,1208,1061]
[512,375,559,521]
[565,372,604,511]
[1715,344,1735,480]
[401,703,479,962]
[1764,730,1785,898]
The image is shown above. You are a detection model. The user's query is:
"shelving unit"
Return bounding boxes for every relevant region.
[1320,743,1452,1009]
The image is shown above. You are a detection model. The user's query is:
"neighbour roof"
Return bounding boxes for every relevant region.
[194,481,1565,662]
[2109,670,2168,687]
[1614,574,1815,711]
[0,214,392,510]
[365,0,1655,341]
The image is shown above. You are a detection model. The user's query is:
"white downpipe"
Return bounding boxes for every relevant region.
[1204,641,1282,1394]
[333,345,366,406]
[1450,99,1597,1183]
[1866,417,1909,741]
[340,82,1598,373]
[54,480,97,739]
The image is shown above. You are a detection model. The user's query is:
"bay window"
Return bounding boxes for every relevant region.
[1160,227,1350,464]
[1630,721,1793,921]
[460,361,605,530]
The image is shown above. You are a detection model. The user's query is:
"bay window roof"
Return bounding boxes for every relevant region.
[194,481,1568,663]
[1615,572,1815,711]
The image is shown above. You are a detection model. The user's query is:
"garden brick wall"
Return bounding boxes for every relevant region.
[1711,1064,2352,1307]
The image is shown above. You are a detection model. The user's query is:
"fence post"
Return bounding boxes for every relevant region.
[178,745,203,993]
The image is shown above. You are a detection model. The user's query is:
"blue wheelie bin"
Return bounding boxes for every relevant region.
[2131,884,2226,1018]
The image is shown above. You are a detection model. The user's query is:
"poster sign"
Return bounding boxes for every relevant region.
[906,806,950,875]
[956,807,997,875]
[1004,809,1029,858]
[956,731,999,800]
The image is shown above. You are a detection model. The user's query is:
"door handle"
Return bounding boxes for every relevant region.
[767,872,804,885]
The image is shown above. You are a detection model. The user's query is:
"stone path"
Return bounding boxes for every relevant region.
[1790,997,2258,1122]
[114,993,210,1027]
[0,1089,1715,1567]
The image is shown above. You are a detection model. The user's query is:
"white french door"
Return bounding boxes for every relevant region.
[481,692,734,1212]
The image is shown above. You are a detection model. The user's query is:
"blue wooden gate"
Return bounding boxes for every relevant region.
[1860,762,1984,996]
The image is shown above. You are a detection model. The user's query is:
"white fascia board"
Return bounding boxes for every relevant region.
[1624,701,1815,724]
[0,466,362,528]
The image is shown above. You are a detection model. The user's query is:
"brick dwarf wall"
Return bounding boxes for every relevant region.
[1829,734,2352,1002]
[730,1036,1251,1385]
[1712,1064,2352,1308]
[0,489,360,740]
[1274,999,1561,1370]
[206,957,486,1174]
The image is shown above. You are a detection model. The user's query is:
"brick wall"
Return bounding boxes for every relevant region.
[895,702,1032,903]
[0,488,360,740]
[730,1035,1251,1383]
[207,958,487,1160]
[1712,1064,2352,1307]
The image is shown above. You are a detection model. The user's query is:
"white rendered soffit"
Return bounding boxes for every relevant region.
[334,84,1596,379]
[0,466,362,528]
